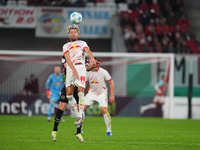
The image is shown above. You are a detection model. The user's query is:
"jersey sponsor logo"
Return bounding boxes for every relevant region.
[69,45,81,50]
[91,80,99,85]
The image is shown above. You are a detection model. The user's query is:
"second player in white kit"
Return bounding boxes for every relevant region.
[85,68,112,107]
[84,61,115,136]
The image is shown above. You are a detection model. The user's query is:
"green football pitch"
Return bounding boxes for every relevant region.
[0,115,200,150]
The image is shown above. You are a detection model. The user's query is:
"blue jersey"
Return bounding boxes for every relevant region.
[157,80,164,87]
[46,73,63,102]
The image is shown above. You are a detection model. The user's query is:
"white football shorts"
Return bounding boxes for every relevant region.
[66,64,86,88]
[85,92,108,108]
[153,96,165,104]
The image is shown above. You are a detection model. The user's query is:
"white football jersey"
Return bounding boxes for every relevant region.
[63,40,89,65]
[86,67,112,95]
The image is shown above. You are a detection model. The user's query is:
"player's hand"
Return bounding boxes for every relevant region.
[90,58,96,66]
[46,89,51,99]
[93,60,100,68]
[86,60,100,71]
[73,69,79,79]
[109,95,115,104]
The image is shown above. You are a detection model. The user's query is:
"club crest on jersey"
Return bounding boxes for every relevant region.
[54,82,62,86]
[91,80,99,85]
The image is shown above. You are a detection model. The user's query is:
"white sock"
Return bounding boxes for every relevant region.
[67,95,79,118]
[78,92,85,119]
[143,103,156,112]
[103,112,111,132]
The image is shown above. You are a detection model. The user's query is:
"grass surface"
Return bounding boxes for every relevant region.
[0,115,200,150]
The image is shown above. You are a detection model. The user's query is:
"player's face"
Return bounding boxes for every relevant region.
[69,29,79,41]
[163,76,167,82]
[54,67,61,76]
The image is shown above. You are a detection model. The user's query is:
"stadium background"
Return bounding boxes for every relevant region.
[0,0,200,119]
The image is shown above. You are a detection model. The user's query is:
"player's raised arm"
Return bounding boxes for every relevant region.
[84,47,96,66]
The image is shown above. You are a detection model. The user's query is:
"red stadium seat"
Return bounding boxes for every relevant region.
[129,10,140,18]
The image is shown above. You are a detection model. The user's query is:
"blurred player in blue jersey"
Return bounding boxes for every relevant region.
[46,66,63,121]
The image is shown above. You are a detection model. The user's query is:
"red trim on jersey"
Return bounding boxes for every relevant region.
[107,78,112,82]
[83,46,89,50]
[63,51,68,55]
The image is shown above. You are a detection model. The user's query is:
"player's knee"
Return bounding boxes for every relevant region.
[78,92,84,98]
[78,87,85,93]
[154,102,158,106]
[101,107,108,114]
[84,105,88,110]
[59,102,67,111]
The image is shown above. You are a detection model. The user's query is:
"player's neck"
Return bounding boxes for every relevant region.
[55,73,60,77]
[92,67,99,72]
[70,39,78,42]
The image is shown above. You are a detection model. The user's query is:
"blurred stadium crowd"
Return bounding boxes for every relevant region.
[119,0,200,54]
[0,0,199,54]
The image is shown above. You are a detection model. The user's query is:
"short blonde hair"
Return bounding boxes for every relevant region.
[67,24,80,34]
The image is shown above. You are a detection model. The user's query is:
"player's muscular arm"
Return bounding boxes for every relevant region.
[64,63,67,68]
[84,47,96,65]
[108,79,115,104]
[64,52,79,79]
